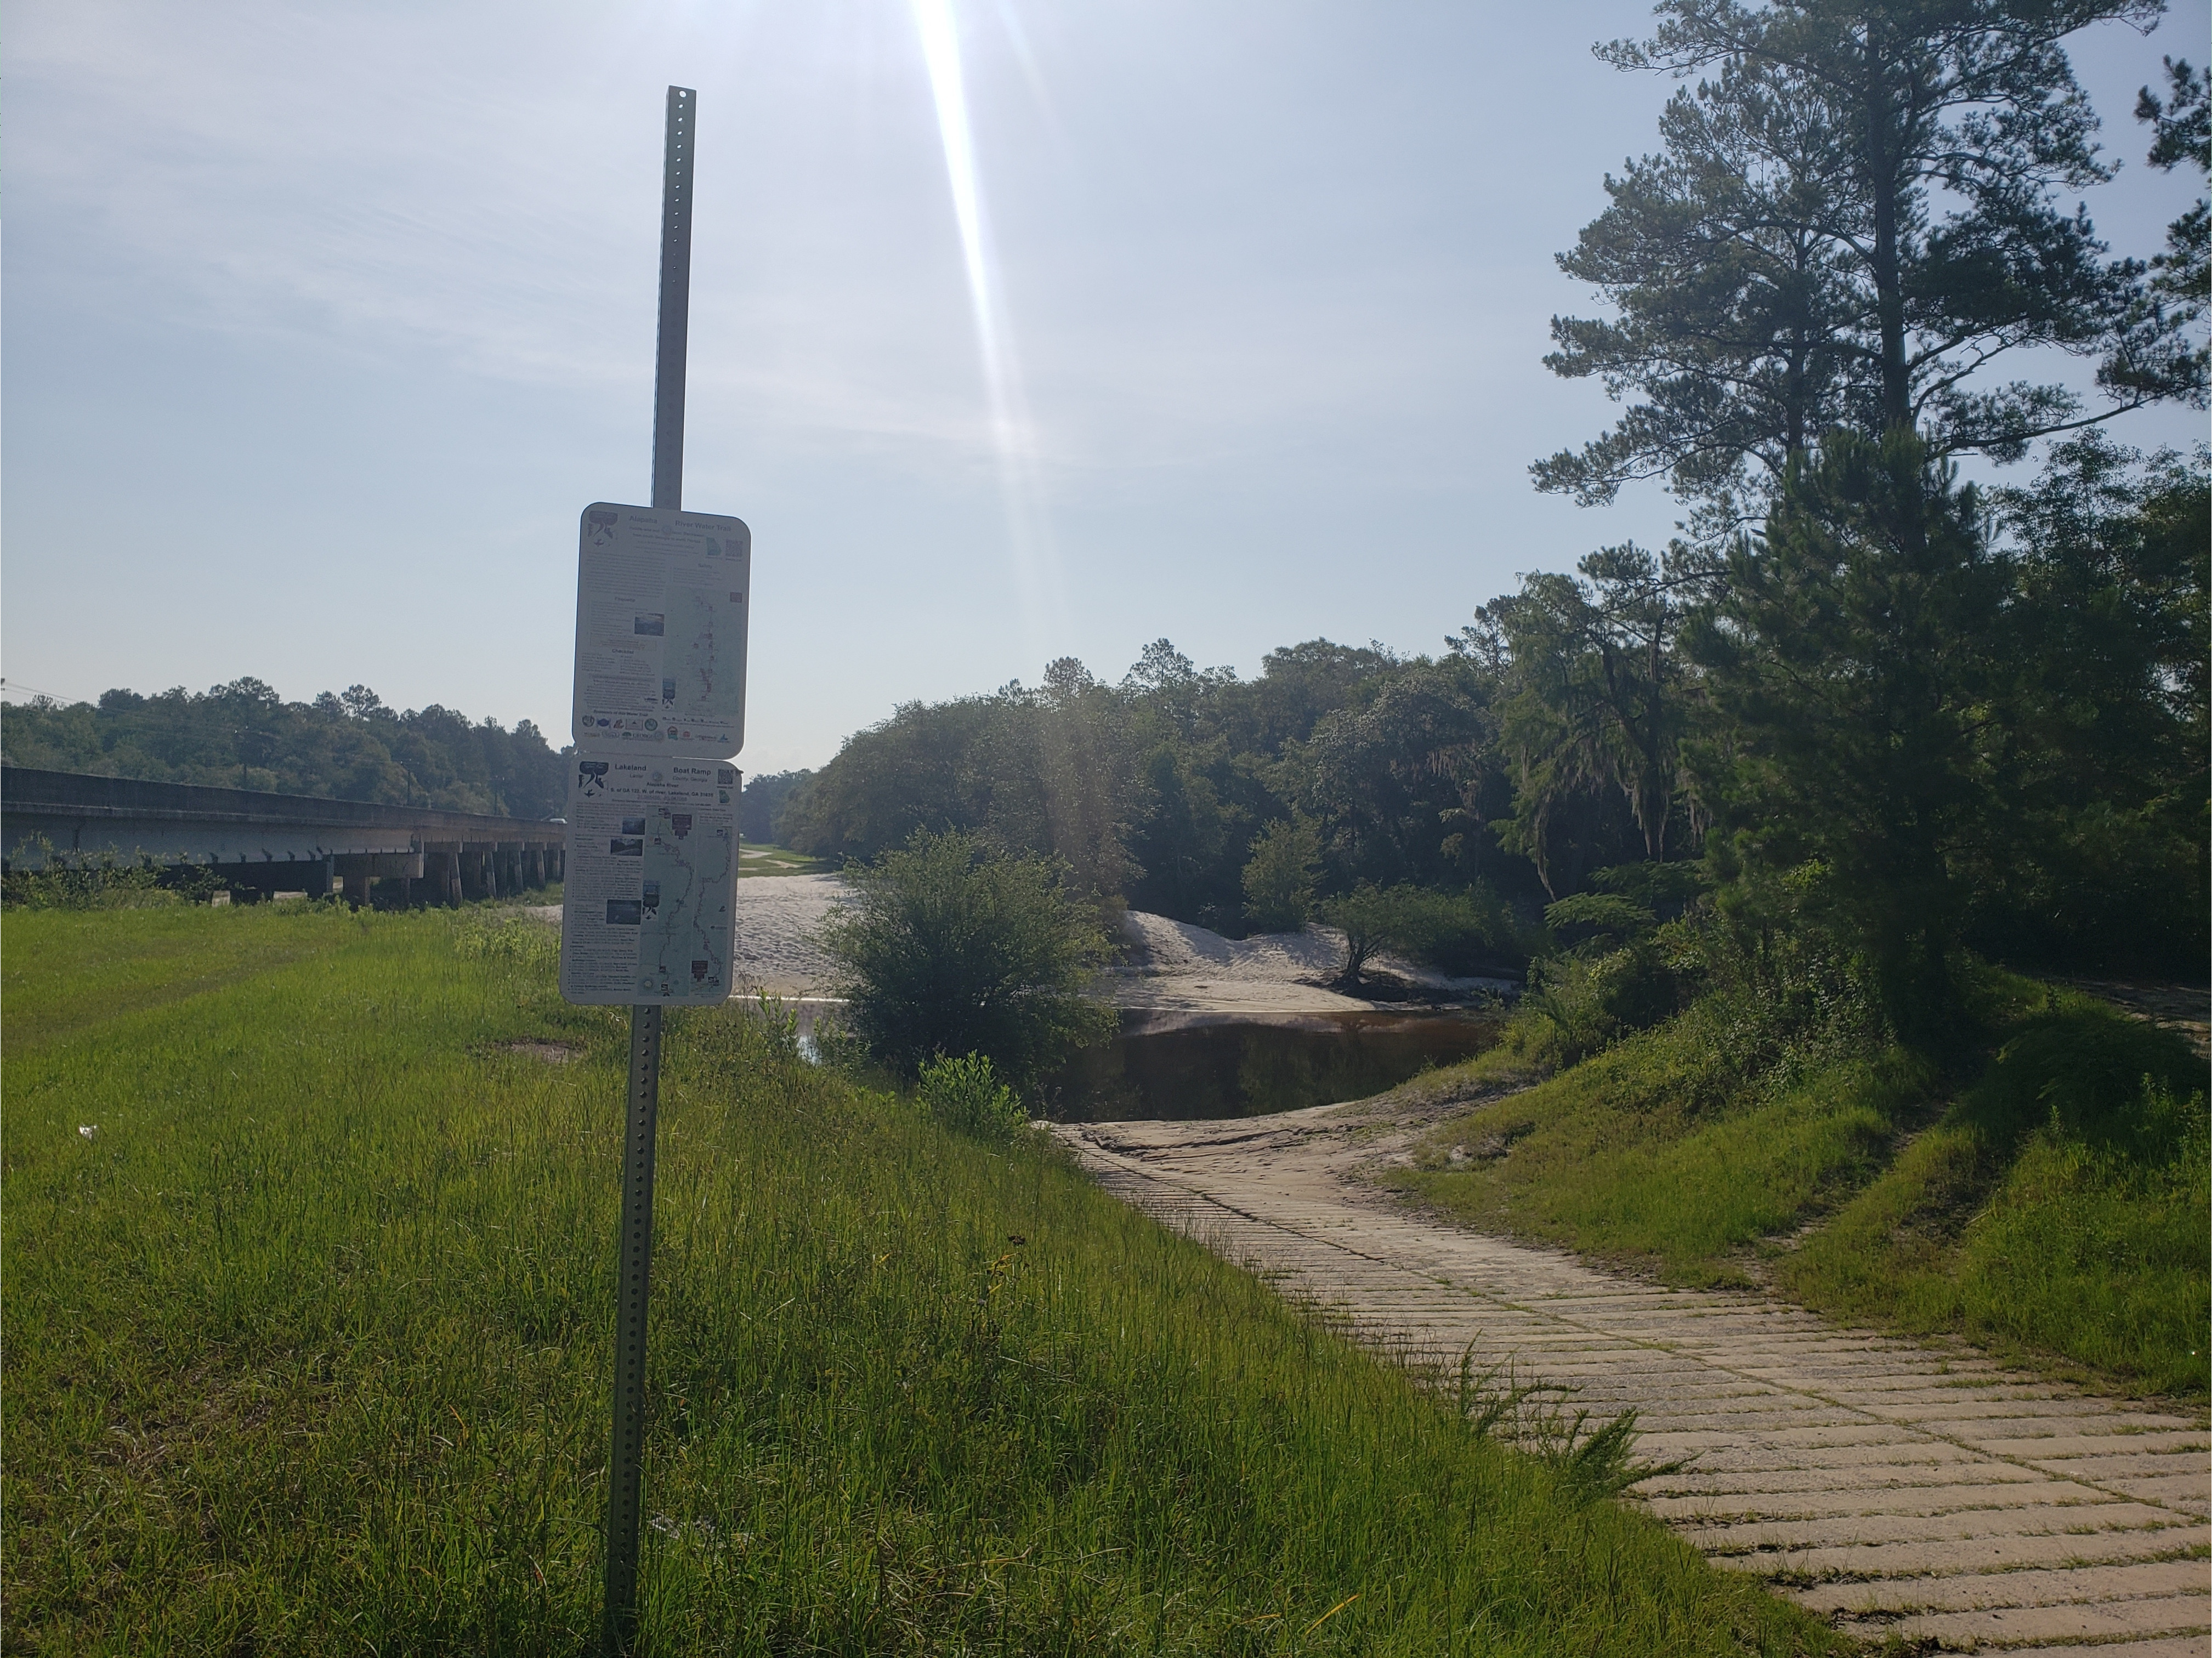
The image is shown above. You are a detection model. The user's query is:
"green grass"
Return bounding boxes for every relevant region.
[2,906,1838,1655]
[0,903,355,1049]
[739,843,827,877]
[1387,980,2208,1398]
[1385,995,1924,1288]
[1780,999,2209,1396]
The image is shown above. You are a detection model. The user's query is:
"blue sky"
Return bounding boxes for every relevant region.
[6,1,2204,774]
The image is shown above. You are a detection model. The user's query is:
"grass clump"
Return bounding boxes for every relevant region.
[1386,987,1915,1288]
[1780,995,2208,1395]
[3,905,1840,1654]
[915,1050,1029,1140]
[1390,958,2208,1396]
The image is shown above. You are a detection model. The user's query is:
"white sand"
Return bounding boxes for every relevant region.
[714,880,1375,1008]
[529,884,1513,1012]
[532,875,1512,1011]
[1108,910,1369,1012]
[524,873,850,998]
[729,873,849,996]
[1109,910,1513,1012]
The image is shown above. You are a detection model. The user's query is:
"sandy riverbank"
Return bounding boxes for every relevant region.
[532,875,1513,1013]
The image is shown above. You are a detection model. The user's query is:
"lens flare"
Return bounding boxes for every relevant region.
[909,0,1063,649]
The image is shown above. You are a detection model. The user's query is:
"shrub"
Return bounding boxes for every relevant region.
[1391,883,1525,975]
[1507,941,1688,1070]
[806,1007,872,1075]
[1542,892,1657,950]
[818,829,1116,1091]
[916,1051,1030,1139]
[0,841,223,910]
[1319,882,1525,986]
[1780,997,2209,1393]
[1587,861,1708,919]
[1240,817,1321,933]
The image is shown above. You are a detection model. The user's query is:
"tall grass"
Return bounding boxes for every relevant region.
[1781,996,2209,1396]
[2,907,1836,1654]
[1388,993,1921,1288]
[1390,973,2207,1397]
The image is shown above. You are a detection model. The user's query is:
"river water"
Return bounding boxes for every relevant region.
[1042,1008,1502,1123]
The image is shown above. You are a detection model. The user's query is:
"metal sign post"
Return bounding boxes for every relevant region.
[602,83,695,1658]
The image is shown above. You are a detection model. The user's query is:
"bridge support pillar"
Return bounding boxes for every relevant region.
[423,849,461,907]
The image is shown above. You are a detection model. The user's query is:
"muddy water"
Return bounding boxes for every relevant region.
[1043,1009,1502,1123]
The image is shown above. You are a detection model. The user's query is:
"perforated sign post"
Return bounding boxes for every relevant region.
[555,84,748,1658]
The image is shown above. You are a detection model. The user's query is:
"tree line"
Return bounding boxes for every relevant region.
[772,6,2208,1037]
[0,680,568,821]
[770,425,2202,983]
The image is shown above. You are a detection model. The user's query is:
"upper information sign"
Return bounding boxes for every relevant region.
[571,503,750,758]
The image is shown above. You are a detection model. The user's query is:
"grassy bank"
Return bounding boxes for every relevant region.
[740,843,828,877]
[2,905,1837,1654]
[1388,976,2208,1399]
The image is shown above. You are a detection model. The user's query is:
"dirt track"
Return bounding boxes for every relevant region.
[1053,1098,2212,1653]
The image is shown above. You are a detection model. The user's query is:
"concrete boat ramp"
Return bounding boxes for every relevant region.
[1054,1101,2211,1654]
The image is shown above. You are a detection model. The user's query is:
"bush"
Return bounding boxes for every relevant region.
[1319,882,1525,986]
[818,829,1116,1091]
[1392,883,1525,975]
[1542,892,1657,950]
[806,1006,872,1075]
[1510,943,1683,1069]
[1781,997,2209,1394]
[917,1051,1030,1139]
[1,841,223,910]
[1240,817,1321,933]
[1586,861,1708,919]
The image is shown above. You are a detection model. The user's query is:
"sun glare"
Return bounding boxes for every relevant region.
[909,0,1064,648]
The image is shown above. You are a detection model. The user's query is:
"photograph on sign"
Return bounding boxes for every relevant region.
[571,503,751,758]
[559,754,741,1006]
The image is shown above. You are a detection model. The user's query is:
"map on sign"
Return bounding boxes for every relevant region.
[559,756,741,1007]
[571,503,750,758]
[637,799,735,1000]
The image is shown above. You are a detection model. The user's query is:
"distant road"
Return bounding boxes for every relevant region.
[0,767,563,902]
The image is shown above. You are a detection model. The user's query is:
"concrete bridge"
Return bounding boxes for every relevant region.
[0,766,564,906]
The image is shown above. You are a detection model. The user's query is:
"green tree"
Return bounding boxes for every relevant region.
[1475,542,1705,891]
[1686,430,2012,1035]
[1538,0,2174,524]
[1973,434,2209,970]
[780,665,1140,904]
[1240,817,1322,933]
[818,829,1116,1091]
[739,769,813,844]
[1296,662,1505,890]
[0,681,564,817]
[2108,55,2210,402]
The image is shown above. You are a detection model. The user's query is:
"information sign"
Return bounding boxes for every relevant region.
[571,503,751,757]
[559,754,742,1006]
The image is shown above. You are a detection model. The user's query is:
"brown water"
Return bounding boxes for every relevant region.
[1043,1009,1502,1123]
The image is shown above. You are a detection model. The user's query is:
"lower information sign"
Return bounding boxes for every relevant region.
[559,755,741,1006]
